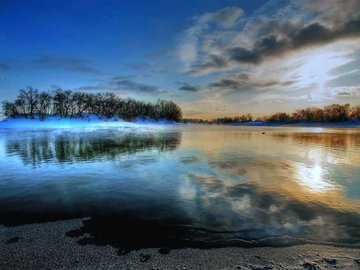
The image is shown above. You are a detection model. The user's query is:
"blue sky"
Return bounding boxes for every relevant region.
[1,0,360,119]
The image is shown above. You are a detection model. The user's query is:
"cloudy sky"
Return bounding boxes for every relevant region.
[1,0,360,119]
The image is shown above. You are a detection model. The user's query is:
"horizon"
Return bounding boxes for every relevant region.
[1,0,360,120]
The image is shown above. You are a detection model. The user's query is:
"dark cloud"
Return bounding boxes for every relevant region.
[207,72,292,93]
[178,84,200,92]
[281,80,297,87]
[190,16,360,75]
[51,75,166,95]
[228,47,261,64]
[33,53,102,74]
[209,79,242,89]
[110,77,160,93]
[187,55,228,75]
[231,19,360,64]
[337,92,351,96]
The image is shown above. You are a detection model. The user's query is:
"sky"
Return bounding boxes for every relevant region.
[1,0,360,119]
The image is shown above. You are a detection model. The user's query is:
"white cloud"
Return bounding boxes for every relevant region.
[197,7,243,29]
[177,7,243,69]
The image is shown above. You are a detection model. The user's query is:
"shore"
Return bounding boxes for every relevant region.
[1,117,360,129]
[0,117,179,129]
[1,218,360,270]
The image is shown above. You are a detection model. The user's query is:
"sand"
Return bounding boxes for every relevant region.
[1,218,360,270]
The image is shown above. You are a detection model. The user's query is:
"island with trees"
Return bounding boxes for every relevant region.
[1,88,183,122]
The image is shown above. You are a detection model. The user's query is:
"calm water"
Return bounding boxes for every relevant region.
[0,125,360,250]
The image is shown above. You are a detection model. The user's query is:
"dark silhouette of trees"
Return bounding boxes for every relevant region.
[292,107,324,122]
[350,106,360,120]
[19,88,39,118]
[38,91,52,120]
[265,112,292,123]
[183,104,360,125]
[265,104,355,123]
[2,102,17,118]
[213,114,253,124]
[323,104,350,122]
[2,88,183,122]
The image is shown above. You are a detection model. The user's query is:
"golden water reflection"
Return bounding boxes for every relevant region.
[180,126,360,212]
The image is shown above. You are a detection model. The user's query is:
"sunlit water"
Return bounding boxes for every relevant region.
[0,125,360,249]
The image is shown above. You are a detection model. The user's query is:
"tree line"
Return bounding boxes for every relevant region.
[183,104,360,124]
[2,88,183,122]
[212,114,253,124]
[263,104,360,123]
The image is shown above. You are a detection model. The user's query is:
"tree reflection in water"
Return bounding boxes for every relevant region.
[6,130,181,166]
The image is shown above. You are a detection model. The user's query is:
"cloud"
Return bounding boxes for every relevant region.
[207,72,295,94]
[304,0,360,27]
[337,92,351,96]
[208,78,242,90]
[112,75,137,81]
[178,84,200,92]
[196,7,244,29]
[190,19,360,75]
[177,7,243,69]
[54,75,166,96]
[180,1,360,76]
[33,53,102,74]
[178,43,197,67]
[327,69,360,87]
[73,86,102,92]
[110,76,163,94]
[187,55,228,75]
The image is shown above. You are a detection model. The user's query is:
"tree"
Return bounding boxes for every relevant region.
[266,112,291,123]
[323,104,350,122]
[2,101,17,117]
[350,106,360,120]
[38,91,52,120]
[19,88,39,118]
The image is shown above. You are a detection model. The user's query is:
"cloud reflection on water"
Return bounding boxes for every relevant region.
[0,126,360,249]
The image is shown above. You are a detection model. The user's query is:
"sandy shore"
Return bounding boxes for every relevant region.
[1,218,360,270]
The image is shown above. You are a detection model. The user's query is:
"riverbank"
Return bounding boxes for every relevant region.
[0,116,176,129]
[1,117,360,129]
[232,120,360,128]
[1,218,360,270]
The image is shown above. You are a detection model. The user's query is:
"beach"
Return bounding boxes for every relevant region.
[1,218,360,270]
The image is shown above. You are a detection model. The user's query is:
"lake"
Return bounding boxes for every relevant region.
[0,125,359,252]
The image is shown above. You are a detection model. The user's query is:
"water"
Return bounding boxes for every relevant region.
[0,125,360,251]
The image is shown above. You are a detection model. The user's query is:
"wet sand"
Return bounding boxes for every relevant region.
[1,218,360,270]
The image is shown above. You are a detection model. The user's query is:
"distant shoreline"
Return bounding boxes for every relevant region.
[184,120,360,128]
[227,120,360,128]
[1,117,360,129]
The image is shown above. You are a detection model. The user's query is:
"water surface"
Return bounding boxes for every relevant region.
[0,125,359,251]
